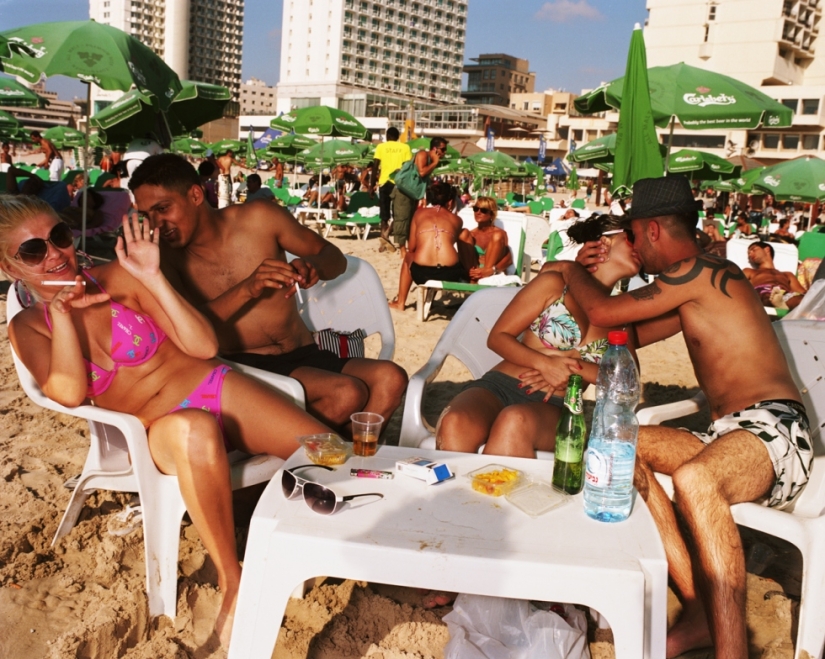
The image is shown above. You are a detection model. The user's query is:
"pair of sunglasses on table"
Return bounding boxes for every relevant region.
[282,464,383,515]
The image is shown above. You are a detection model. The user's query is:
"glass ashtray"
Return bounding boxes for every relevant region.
[506,479,571,517]
[296,433,350,466]
[466,464,524,497]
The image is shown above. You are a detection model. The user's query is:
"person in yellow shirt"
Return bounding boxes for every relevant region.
[371,127,412,251]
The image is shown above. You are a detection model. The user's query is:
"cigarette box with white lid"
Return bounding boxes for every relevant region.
[396,456,454,485]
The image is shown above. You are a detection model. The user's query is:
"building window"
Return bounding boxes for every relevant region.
[707,4,717,20]
[763,134,780,149]
[802,134,820,150]
[782,99,798,112]
[802,99,820,115]
[782,134,800,149]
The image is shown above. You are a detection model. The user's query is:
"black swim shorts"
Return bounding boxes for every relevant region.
[224,343,350,377]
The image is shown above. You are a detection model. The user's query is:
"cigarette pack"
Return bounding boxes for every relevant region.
[396,456,454,485]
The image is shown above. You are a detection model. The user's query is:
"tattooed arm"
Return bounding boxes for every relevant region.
[550,254,742,327]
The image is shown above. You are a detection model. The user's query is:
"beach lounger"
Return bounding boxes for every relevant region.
[5,289,305,620]
[322,191,382,240]
[415,209,527,322]
[636,319,825,659]
[726,238,799,317]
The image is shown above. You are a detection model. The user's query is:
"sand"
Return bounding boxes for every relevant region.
[0,230,799,658]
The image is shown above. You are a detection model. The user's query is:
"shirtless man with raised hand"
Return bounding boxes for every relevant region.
[744,241,806,311]
[129,153,407,433]
[544,176,812,659]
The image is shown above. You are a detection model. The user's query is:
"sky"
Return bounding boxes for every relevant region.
[1,0,649,100]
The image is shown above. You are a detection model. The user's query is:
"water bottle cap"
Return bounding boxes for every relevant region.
[608,330,628,345]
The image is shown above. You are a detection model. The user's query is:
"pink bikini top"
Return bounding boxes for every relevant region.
[43,271,167,397]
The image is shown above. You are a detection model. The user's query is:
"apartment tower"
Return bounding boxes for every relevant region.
[89,0,244,103]
[277,0,468,115]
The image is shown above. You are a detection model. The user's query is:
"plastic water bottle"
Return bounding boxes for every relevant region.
[583,330,640,522]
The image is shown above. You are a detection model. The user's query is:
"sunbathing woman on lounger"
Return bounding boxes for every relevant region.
[457,195,512,282]
[0,194,331,647]
[437,213,641,458]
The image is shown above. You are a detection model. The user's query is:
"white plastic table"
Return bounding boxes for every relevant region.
[228,446,667,659]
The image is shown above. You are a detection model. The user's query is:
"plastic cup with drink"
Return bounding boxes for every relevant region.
[350,412,384,457]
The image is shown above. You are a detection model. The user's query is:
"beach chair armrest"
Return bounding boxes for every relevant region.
[636,391,707,425]
[398,357,448,448]
[220,358,306,408]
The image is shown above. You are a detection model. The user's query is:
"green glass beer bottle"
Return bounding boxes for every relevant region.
[552,374,587,494]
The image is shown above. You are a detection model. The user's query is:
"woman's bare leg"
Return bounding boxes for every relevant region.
[483,402,561,458]
[436,387,503,453]
[147,409,240,647]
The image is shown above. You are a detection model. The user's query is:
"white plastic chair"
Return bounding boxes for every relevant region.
[5,289,304,620]
[415,210,527,321]
[293,254,396,361]
[637,319,825,659]
[523,213,550,272]
[400,287,520,449]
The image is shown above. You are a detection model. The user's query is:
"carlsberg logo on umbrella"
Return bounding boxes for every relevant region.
[764,176,781,187]
[683,92,737,107]
[675,156,697,162]
[334,117,358,127]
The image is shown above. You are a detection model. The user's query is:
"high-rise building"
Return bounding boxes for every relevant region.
[462,54,535,107]
[89,0,244,104]
[276,0,468,116]
[642,0,825,164]
[645,0,824,87]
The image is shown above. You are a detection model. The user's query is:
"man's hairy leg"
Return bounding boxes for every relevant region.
[341,358,408,430]
[672,430,775,659]
[634,426,710,657]
[290,366,369,431]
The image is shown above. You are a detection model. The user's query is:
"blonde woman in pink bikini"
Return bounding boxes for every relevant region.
[0,195,330,646]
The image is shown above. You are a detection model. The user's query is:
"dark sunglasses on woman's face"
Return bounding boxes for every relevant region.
[281,464,383,515]
[14,222,75,266]
[472,206,492,215]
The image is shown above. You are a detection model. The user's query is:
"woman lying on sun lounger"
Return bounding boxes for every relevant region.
[0,194,331,647]
[436,213,641,458]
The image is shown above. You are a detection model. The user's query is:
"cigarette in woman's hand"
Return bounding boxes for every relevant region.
[40,280,85,286]
[294,282,303,303]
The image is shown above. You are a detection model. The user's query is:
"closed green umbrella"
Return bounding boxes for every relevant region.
[575,62,793,132]
[244,128,259,170]
[0,21,181,109]
[91,80,230,146]
[270,105,368,139]
[171,137,209,156]
[568,166,580,190]
[612,25,665,195]
[0,75,47,107]
[666,148,738,180]
[751,156,825,203]
[43,125,86,149]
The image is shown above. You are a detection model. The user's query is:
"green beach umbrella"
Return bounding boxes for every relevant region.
[264,133,317,157]
[568,132,668,168]
[612,25,665,196]
[244,128,259,170]
[729,166,766,194]
[0,75,47,107]
[171,137,209,156]
[575,62,793,132]
[0,109,20,132]
[666,148,738,180]
[298,139,368,169]
[43,125,86,149]
[406,137,460,160]
[90,80,230,146]
[0,34,35,62]
[0,21,181,109]
[467,150,520,175]
[751,156,825,203]
[270,105,368,139]
[211,139,243,155]
[568,166,580,190]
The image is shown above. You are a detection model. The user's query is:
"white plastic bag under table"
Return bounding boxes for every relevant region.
[228,446,667,659]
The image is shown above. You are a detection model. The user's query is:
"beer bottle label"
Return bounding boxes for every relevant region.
[564,387,582,415]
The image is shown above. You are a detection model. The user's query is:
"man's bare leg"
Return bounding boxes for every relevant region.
[341,358,408,430]
[290,366,369,430]
[671,430,774,659]
[634,426,710,657]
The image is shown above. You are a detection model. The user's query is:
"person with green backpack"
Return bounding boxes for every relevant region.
[390,136,447,254]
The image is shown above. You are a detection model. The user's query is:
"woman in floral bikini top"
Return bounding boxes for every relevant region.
[437,213,642,459]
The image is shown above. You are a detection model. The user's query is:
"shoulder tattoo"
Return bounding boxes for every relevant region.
[629,282,662,301]
[658,254,745,298]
